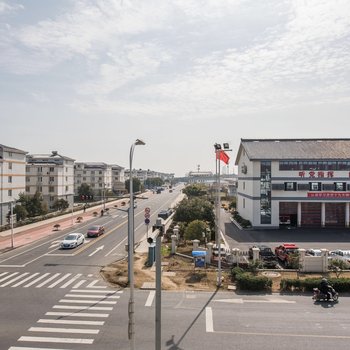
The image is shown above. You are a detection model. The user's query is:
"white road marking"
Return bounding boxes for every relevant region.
[105,236,127,257]
[9,347,71,350]
[69,289,118,293]
[72,280,86,289]
[52,305,113,311]
[36,273,61,288]
[206,307,214,333]
[28,326,99,334]
[1,272,29,287]
[88,245,104,257]
[86,280,106,288]
[38,319,104,326]
[59,299,117,305]
[48,273,72,288]
[214,298,296,304]
[145,290,155,307]
[0,272,8,277]
[24,273,50,288]
[65,293,120,299]
[11,273,40,287]
[60,274,82,288]
[45,312,109,318]
[18,336,94,344]
[0,272,18,283]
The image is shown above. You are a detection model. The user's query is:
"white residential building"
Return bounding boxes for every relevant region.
[125,169,175,183]
[111,164,126,195]
[26,151,75,210]
[0,144,27,226]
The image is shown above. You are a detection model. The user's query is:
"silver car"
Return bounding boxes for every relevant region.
[60,233,85,249]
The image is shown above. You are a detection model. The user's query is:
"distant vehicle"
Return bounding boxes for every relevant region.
[87,225,105,238]
[213,244,229,257]
[249,245,276,260]
[158,209,173,220]
[279,215,291,225]
[61,233,85,249]
[156,189,162,194]
[275,243,299,265]
[306,249,322,256]
[330,250,350,263]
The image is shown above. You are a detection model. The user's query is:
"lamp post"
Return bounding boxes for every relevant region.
[128,139,145,350]
[10,200,14,249]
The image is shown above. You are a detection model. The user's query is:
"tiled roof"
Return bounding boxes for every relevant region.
[239,139,350,161]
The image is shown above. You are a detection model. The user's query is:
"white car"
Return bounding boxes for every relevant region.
[60,233,85,249]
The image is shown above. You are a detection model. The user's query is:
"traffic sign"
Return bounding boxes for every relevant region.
[144,213,150,219]
[145,207,151,214]
[145,218,150,225]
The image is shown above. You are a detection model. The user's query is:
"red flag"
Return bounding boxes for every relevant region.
[216,150,230,164]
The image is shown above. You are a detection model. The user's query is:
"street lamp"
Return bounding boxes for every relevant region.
[128,138,145,350]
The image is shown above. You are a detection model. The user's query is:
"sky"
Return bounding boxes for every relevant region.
[1,0,350,177]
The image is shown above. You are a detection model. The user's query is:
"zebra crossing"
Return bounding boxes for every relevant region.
[0,271,105,289]
[8,286,123,349]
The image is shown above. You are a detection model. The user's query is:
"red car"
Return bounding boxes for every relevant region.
[275,243,299,265]
[87,225,105,238]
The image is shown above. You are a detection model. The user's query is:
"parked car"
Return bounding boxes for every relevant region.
[60,233,85,249]
[306,249,322,256]
[329,249,350,263]
[275,243,299,265]
[87,225,105,238]
[158,209,173,220]
[249,245,276,260]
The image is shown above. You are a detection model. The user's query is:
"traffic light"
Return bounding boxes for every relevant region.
[81,195,85,200]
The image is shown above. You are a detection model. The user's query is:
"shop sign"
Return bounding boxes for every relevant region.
[299,171,335,178]
[308,192,350,198]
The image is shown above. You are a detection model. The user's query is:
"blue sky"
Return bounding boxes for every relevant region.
[1,0,350,176]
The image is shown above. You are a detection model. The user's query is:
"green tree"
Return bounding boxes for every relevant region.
[182,184,207,197]
[17,192,48,217]
[52,198,69,211]
[173,198,215,228]
[184,220,208,241]
[13,204,28,221]
[125,178,142,193]
[144,177,164,189]
[77,183,94,197]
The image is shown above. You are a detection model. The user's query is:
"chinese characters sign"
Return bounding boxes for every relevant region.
[299,171,335,178]
[308,192,350,198]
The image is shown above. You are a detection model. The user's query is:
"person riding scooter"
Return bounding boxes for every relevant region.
[319,278,334,300]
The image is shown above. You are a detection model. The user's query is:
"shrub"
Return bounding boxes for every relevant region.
[280,278,350,292]
[236,273,272,291]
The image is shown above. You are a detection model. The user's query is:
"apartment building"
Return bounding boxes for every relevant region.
[26,151,75,209]
[111,164,126,195]
[235,139,350,229]
[0,144,27,226]
[125,169,175,183]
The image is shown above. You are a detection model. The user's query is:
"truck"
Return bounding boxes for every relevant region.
[275,243,299,266]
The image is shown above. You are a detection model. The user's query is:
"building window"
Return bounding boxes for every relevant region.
[8,189,12,196]
[243,198,245,209]
[37,167,42,172]
[66,176,68,181]
[8,152,13,157]
[49,167,54,172]
[25,186,30,192]
[83,171,86,174]
[91,171,95,175]
[99,183,103,187]
[309,182,321,191]
[334,182,346,191]
[83,177,86,181]
[99,171,102,174]
[8,176,12,183]
[65,186,69,191]
[243,182,245,190]
[8,162,12,170]
[26,166,30,172]
[66,167,68,172]
[284,182,296,191]
[49,186,54,192]
[49,177,54,182]
[260,161,271,224]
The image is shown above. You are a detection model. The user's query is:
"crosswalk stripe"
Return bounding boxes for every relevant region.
[52,305,113,311]
[72,280,86,289]
[1,272,29,287]
[0,272,18,283]
[69,289,117,293]
[18,336,94,344]
[24,273,50,288]
[86,280,107,288]
[36,273,61,288]
[28,326,99,334]
[38,319,105,326]
[60,274,82,288]
[59,299,117,305]
[45,312,109,318]
[0,272,8,277]
[65,293,120,299]
[47,273,72,288]
[9,346,71,350]
[11,273,40,287]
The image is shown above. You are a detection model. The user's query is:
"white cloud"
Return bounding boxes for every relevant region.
[0,1,23,14]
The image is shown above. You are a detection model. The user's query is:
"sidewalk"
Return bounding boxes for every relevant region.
[0,199,127,253]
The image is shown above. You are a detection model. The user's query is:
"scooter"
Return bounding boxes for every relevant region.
[312,287,339,302]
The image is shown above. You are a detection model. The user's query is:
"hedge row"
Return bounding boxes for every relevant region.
[280,278,350,292]
[231,267,272,291]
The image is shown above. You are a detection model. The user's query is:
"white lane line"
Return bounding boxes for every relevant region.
[18,336,94,344]
[38,319,105,326]
[0,272,8,277]
[60,274,82,289]
[9,347,71,350]
[46,312,109,318]
[72,280,86,289]
[29,326,99,334]
[59,299,117,305]
[52,305,113,311]
[11,273,40,287]
[36,273,61,288]
[65,294,120,299]
[145,290,155,307]
[86,280,107,288]
[47,273,72,288]
[69,289,117,293]
[0,272,18,283]
[24,273,50,288]
[1,272,29,287]
[206,307,214,333]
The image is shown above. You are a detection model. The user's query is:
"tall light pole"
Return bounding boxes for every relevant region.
[128,139,145,350]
